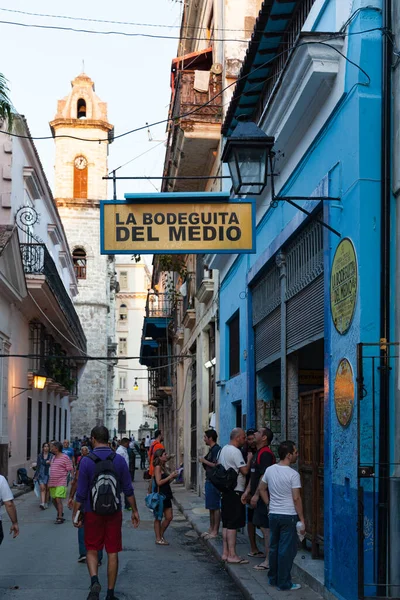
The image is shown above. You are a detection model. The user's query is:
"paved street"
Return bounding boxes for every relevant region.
[0,480,243,600]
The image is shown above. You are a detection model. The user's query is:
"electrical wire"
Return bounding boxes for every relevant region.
[0,29,379,145]
[0,6,258,33]
[108,139,166,174]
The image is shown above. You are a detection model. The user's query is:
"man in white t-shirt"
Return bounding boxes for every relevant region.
[218,428,252,564]
[0,475,19,545]
[259,440,305,591]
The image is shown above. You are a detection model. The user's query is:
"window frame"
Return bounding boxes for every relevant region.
[119,337,127,356]
[119,271,128,289]
[228,311,240,379]
[119,303,128,320]
[72,248,87,279]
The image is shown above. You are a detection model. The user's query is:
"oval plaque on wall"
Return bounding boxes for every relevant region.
[334,358,354,427]
[330,238,358,335]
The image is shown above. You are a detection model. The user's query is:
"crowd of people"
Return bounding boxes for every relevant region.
[0,425,305,597]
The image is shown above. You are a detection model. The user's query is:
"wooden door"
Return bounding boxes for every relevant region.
[299,388,324,558]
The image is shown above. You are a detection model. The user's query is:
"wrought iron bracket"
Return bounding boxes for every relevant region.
[12,386,31,399]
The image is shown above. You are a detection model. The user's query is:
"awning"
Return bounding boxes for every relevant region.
[222,0,300,136]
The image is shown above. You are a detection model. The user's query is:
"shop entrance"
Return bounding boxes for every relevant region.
[297,339,324,559]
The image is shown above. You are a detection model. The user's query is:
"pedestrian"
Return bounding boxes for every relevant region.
[148,430,164,477]
[72,437,81,461]
[68,447,103,565]
[127,443,136,482]
[259,440,305,591]
[139,438,146,469]
[116,438,132,509]
[152,448,179,545]
[199,429,221,539]
[73,425,140,600]
[241,428,257,462]
[63,439,76,468]
[0,474,19,545]
[48,441,73,524]
[144,434,150,450]
[33,441,53,510]
[219,428,252,564]
[242,427,275,569]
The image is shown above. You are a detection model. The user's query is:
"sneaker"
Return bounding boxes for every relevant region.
[78,555,87,563]
[87,582,101,600]
[40,503,46,510]
[289,584,302,591]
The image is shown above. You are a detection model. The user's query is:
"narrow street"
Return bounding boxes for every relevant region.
[0,481,244,600]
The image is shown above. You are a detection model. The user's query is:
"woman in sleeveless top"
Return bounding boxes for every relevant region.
[153,449,179,545]
[33,442,53,510]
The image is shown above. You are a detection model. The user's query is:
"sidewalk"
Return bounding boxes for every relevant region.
[173,484,331,600]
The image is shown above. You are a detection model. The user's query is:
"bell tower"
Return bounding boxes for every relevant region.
[50,73,116,436]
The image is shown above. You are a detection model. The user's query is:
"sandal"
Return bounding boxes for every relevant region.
[54,518,65,524]
[227,558,249,565]
[253,564,269,571]
[248,551,265,558]
[155,539,169,545]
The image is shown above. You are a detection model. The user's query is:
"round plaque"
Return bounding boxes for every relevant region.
[330,238,357,335]
[334,358,354,427]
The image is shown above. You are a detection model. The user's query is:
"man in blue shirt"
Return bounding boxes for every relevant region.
[73,426,140,600]
[63,439,76,468]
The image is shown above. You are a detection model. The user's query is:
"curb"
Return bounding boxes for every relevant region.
[12,486,33,499]
[173,495,266,600]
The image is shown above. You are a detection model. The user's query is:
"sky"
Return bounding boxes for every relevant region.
[0,0,182,199]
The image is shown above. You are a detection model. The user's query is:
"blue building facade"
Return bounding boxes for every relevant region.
[209,1,395,599]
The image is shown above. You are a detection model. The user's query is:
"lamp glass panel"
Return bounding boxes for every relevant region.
[33,375,46,390]
[227,152,241,192]
[236,146,267,187]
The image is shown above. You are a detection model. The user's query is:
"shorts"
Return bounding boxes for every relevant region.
[49,486,67,499]
[221,490,246,530]
[252,498,270,529]
[205,480,221,510]
[84,511,123,554]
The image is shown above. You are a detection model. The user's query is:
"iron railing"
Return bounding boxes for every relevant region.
[145,292,175,318]
[21,243,86,351]
[148,366,171,402]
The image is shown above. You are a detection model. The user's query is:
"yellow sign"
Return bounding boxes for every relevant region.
[101,198,255,254]
[330,238,357,335]
[334,358,354,427]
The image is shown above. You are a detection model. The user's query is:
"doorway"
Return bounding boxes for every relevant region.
[299,388,324,558]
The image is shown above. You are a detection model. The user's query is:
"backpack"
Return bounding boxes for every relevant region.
[208,464,238,493]
[88,452,120,515]
[256,446,276,466]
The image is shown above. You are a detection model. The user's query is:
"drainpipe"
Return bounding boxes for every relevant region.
[378,0,391,594]
[276,252,287,439]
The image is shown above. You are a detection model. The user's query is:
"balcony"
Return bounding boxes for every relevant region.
[142,292,174,340]
[20,243,86,354]
[148,367,172,404]
[163,70,222,192]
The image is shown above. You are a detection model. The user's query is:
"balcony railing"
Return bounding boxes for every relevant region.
[148,367,171,402]
[145,292,175,319]
[171,70,222,124]
[20,243,86,352]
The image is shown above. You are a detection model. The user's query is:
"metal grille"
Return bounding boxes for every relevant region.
[255,306,281,371]
[286,275,324,352]
[286,218,323,301]
[252,264,280,326]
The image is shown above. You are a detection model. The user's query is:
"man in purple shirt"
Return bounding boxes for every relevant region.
[73,426,140,600]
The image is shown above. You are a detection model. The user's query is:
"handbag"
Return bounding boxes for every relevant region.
[145,478,165,520]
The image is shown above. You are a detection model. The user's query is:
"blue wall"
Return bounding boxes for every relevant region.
[218,6,384,600]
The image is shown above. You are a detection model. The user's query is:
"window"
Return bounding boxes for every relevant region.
[53,405,57,439]
[119,338,127,356]
[119,372,127,390]
[73,248,87,279]
[64,409,68,440]
[77,98,86,119]
[119,304,128,320]
[58,407,62,440]
[73,156,88,199]
[37,401,43,453]
[119,271,128,289]
[228,312,240,378]
[46,403,51,442]
[26,397,32,460]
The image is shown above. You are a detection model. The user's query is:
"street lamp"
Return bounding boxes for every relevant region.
[119,398,125,410]
[133,378,139,391]
[221,120,275,196]
[33,367,47,390]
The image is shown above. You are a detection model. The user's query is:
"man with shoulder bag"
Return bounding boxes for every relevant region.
[73,426,140,600]
[218,428,252,564]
